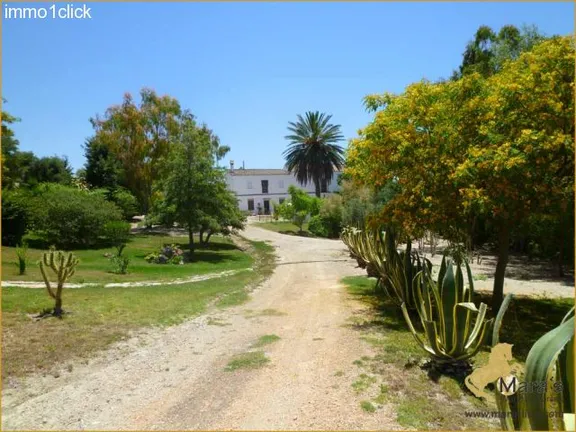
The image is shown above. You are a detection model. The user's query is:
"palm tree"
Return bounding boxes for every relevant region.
[283,111,345,198]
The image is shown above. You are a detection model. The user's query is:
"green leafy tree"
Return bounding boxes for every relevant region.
[24,156,73,187]
[83,137,125,190]
[283,111,345,197]
[454,24,545,79]
[1,99,23,189]
[89,88,182,213]
[347,36,574,311]
[277,186,321,233]
[156,111,237,251]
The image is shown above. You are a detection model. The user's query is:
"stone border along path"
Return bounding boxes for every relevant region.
[1,268,253,289]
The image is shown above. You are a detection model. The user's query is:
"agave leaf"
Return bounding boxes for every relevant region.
[490,294,517,431]
[441,263,457,350]
[437,256,447,293]
[464,303,489,350]
[424,320,445,359]
[458,302,480,312]
[524,315,575,431]
[492,294,514,346]
[464,260,475,301]
[401,303,435,356]
[452,302,472,356]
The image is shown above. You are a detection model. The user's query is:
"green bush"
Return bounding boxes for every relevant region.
[15,241,29,275]
[103,221,131,255]
[308,215,329,237]
[309,195,343,238]
[110,254,130,274]
[28,184,123,248]
[1,189,31,246]
[110,188,139,220]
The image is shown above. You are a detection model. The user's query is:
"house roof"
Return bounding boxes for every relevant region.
[228,169,291,176]
[228,169,344,177]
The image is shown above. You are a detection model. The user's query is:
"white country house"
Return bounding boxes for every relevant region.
[225,161,341,214]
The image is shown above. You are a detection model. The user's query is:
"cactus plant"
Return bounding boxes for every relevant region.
[15,241,29,275]
[39,250,79,317]
[341,226,430,307]
[401,255,494,364]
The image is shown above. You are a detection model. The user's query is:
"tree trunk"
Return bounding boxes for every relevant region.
[557,231,564,278]
[205,232,213,244]
[313,179,321,198]
[199,230,204,244]
[54,287,63,317]
[188,225,195,253]
[492,223,510,314]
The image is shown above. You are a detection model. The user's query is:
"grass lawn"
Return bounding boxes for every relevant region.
[2,240,275,384]
[255,221,314,237]
[340,275,574,430]
[2,234,252,284]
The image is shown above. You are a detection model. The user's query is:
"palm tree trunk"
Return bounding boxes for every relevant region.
[313,179,321,198]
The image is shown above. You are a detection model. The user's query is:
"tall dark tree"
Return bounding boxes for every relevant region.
[1,98,22,189]
[283,111,345,198]
[453,24,545,79]
[83,137,125,190]
[24,156,73,187]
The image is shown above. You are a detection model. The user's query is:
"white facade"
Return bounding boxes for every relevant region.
[225,166,341,214]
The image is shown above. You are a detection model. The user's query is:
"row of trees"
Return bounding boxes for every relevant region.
[2,90,244,252]
[1,99,74,190]
[345,29,574,309]
[85,90,244,251]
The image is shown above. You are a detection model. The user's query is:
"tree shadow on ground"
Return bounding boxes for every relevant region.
[475,292,574,362]
[277,230,316,238]
[344,276,574,376]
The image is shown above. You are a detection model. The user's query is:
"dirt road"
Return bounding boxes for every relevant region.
[2,224,400,430]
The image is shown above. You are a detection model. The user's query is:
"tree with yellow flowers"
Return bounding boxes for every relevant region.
[346,36,574,311]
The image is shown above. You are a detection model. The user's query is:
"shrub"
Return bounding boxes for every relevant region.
[110,254,130,274]
[28,184,123,249]
[1,189,31,246]
[15,241,29,275]
[110,188,139,220]
[103,221,131,255]
[145,244,184,265]
[308,215,329,237]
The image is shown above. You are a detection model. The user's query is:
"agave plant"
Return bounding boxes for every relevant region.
[341,226,430,307]
[492,295,575,431]
[401,255,494,363]
[340,226,379,278]
[377,227,431,309]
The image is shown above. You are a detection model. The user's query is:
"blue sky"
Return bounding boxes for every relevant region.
[2,2,574,172]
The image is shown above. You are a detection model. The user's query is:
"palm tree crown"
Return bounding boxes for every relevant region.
[283,111,345,197]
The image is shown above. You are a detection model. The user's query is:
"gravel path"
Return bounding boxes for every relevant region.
[2,224,401,430]
[2,269,252,289]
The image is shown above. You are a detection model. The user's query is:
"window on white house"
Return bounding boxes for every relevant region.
[279,198,285,204]
[278,180,284,188]
[247,199,254,211]
[247,181,253,189]
[261,180,269,194]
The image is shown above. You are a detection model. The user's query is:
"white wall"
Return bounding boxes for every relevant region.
[226,172,341,213]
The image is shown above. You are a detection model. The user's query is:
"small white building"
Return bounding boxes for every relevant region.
[225,161,341,214]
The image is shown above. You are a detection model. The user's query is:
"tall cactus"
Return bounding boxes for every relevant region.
[39,250,79,317]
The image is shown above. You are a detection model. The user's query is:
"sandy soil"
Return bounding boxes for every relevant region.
[2,224,401,431]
